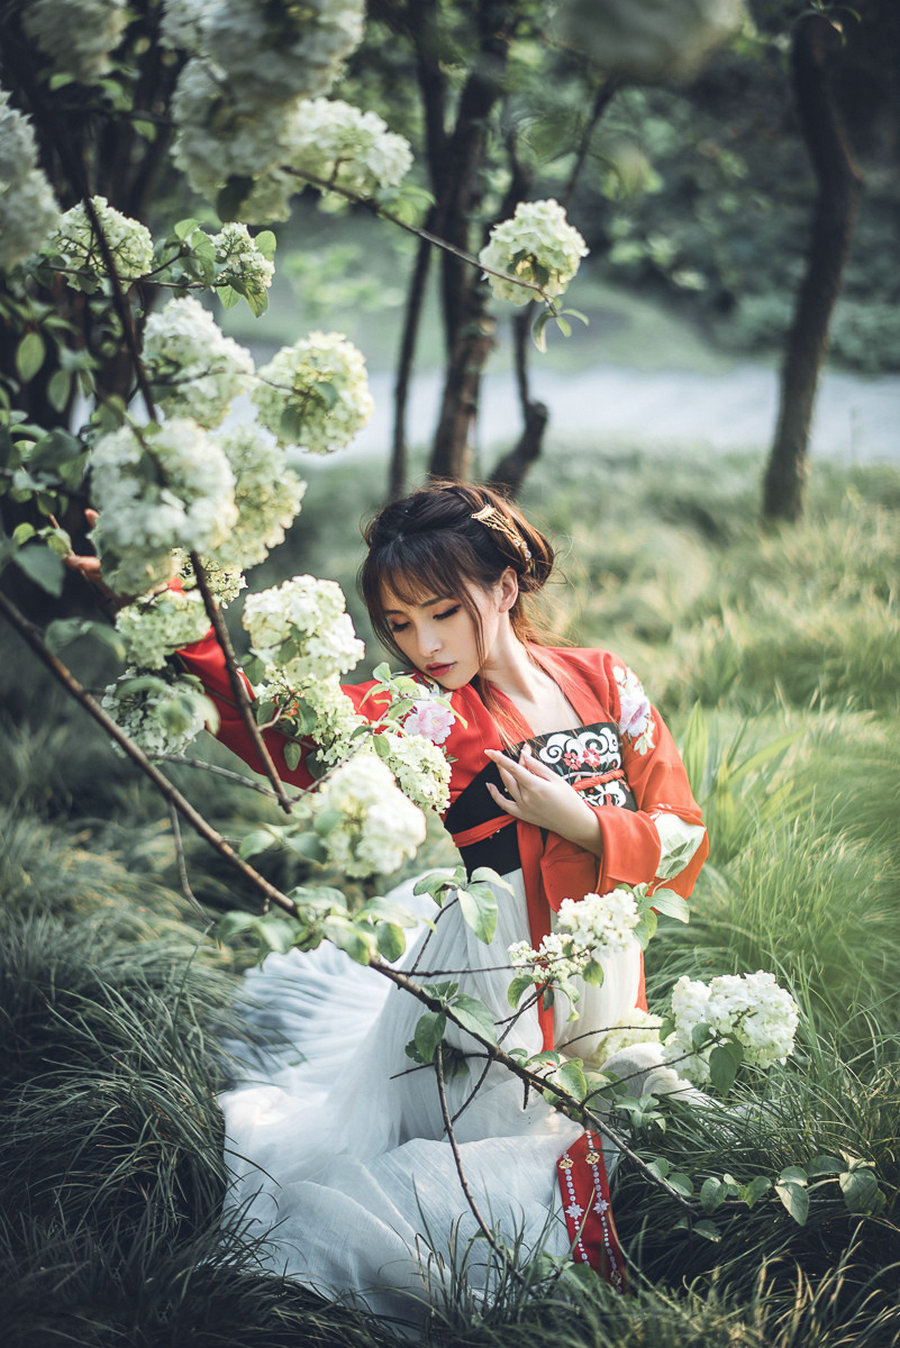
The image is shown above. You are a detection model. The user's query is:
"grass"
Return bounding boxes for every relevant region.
[0,446,898,1344]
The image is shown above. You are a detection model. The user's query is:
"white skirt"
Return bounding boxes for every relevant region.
[220,872,685,1323]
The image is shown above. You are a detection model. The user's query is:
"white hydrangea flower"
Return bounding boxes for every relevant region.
[662,971,800,1085]
[201,0,364,107]
[613,664,656,755]
[0,91,61,271]
[205,424,306,573]
[312,750,426,878]
[254,331,374,454]
[379,729,451,814]
[101,669,216,757]
[142,296,254,429]
[90,419,237,596]
[23,0,129,83]
[282,97,412,198]
[242,574,364,689]
[479,199,588,306]
[115,587,211,670]
[50,196,154,282]
[186,557,247,606]
[508,931,589,983]
[212,221,275,292]
[300,675,366,766]
[557,887,641,957]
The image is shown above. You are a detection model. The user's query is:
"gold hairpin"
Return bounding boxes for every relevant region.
[471,503,533,567]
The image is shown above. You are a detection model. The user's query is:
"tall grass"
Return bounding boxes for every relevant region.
[1,448,898,1344]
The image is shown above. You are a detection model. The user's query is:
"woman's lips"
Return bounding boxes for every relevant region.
[426,662,454,676]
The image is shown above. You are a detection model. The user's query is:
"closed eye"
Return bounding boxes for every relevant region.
[435,605,460,620]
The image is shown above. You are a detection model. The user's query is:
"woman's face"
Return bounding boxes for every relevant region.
[381,579,507,689]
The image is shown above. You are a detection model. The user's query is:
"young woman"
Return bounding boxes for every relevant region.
[173,482,708,1321]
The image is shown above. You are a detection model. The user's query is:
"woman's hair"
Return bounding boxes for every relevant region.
[359,482,556,669]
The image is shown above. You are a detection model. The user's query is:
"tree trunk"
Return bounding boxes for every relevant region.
[763,14,863,523]
[429,290,497,483]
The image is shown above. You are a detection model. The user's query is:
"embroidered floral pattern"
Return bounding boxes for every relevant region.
[533,725,634,808]
[613,665,656,755]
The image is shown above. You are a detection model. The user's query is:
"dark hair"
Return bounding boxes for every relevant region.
[359,482,556,669]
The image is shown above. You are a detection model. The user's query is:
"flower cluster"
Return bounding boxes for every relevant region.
[115,587,210,670]
[281,98,412,199]
[479,199,588,307]
[378,729,451,814]
[23,0,129,84]
[310,750,426,878]
[90,419,237,596]
[557,887,641,957]
[253,331,373,454]
[101,669,217,758]
[143,296,254,428]
[169,0,367,222]
[50,196,154,283]
[614,664,656,755]
[663,971,801,1085]
[205,424,306,573]
[0,90,60,271]
[403,698,455,746]
[180,554,246,606]
[508,931,589,984]
[299,677,366,767]
[242,575,364,691]
[212,221,275,293]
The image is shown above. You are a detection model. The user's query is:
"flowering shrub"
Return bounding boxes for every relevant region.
[253,331,373,453]
[310,751,427,878]
[479,199,588,306]
[115,588,211,670]
[280,97,412,198]
[242,574,364,690]
[378,729,451,814]
[212,221,276,296]
[557,887,641,957]
[143,296,254,428]
[205,424,306,573]
[101,669,218,757]
[663,971,801,1086]
[23,0,130,84]
[0,91,60,271]
[90,419,237,596]
[49,196,154,283]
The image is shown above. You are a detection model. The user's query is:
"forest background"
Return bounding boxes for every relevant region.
[0,0,898,1344]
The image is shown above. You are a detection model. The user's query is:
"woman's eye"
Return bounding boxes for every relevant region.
[435,605,460,621]
[389,621,409,634]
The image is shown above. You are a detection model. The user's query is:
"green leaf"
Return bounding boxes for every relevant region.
[651,889,690,923]
[283,740,303,771]
[375,921,406,962]
[560,308,590,326]
[16,331,46,382]
[456,881,498,945]
[633,908,658,949]
[693,1219,722,1242]
[700,1176,726,1213]
[709,1045,738,1094]
[13,544,64,595]
[776,1181,810,1226]
[414,1011,446,1064]
[322,916,376,965]
[255,230,277,261]
[256,917,302,954]
[47,369,72,413]
[741,1176,772,1207]
[450,993,498,1046]
[470,866,513,894]
[839,1167,884,1214]
[806,1154,844,1178]
[238,828,278,860]
[778,1166,808,1185]
[691,1022,712,1052]
[668,1172,694,1197]
[45,617,127,660]
[582,959,605,986]
[507,973,535,1008]
[174,218,202,241]
[217,283,241,310]
[554,1060,588,1102]
[531,307,554,354]
[216,910,259,943]
[12,523,35,546]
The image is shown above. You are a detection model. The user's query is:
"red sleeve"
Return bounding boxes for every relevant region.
[177,628,389,791]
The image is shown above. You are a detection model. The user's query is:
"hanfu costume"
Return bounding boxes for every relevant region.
[179,633,708,1323]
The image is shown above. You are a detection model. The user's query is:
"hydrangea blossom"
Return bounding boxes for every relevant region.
[299,676,366,766]
[212,221,275,293]
[101,670,217,757]
[479,199,588,306]
[254,331,374,454]
[281,98,412,199]
[311,751,426,878]
[614,664,656,755]
[90,419,237,596]
[663,971,800,1085]
[205,424,306,573]
[143,296,254,428]
[379,729,451,814]
[508,931,589,984]
[0,91,61,271]
[115,587,211,670]
[242,575,364,690]
[23,0,130,84]
[50,196,154,282]
[557,888,641,957]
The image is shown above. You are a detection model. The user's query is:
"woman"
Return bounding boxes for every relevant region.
[173,483,708,1321]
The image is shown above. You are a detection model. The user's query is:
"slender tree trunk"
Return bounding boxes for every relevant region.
[488,304,548,496]
[763,14,863,522]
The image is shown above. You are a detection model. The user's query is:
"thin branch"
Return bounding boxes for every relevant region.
[161,755,306,801]
[188,552,293,815]
[434,1044,527,1286]
[167,801,209,922]
[0,590,298,917]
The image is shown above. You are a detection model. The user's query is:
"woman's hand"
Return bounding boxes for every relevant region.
[63,508,129,613]
[484,744,603,856]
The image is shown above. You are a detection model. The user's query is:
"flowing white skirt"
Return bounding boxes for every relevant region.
[220,872,687,1323]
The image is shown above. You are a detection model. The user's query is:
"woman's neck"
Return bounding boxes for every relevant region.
[480,627,577,735]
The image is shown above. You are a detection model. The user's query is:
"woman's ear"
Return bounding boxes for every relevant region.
[496,567,519,613]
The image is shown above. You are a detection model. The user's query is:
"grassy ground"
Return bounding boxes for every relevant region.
[0,446,898,1345]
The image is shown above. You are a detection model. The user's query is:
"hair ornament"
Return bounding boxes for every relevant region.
[471,503,533,571]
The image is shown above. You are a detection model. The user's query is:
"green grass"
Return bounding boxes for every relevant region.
[0,448,898,1344]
